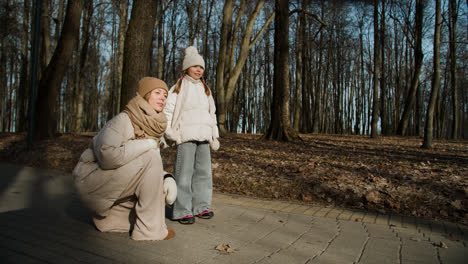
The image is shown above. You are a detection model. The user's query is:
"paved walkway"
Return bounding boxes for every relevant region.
[0,163,466,264]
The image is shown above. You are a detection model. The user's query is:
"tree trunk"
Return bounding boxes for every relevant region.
[54,0,66,45]
[422,0,441,149]
[0,34,6,132]
[202,0,214,77]
[73,0,93,132]
[449,0,459,139]
[40,0,51,74]
[216,0,273,136]
[34,0,83,140]
[312,32,322,134]
[16,0,31,132]
[157,18,164,78]
[393,18,401,134]
[379,0,387,135]
[371,0,380,138]
[293,2,306,132]
[215,0,234,135]
[264,0,299,141]
[109,0,128,119]
[120,0,158,110]
[397,0,424,136]
[355,14,365,135]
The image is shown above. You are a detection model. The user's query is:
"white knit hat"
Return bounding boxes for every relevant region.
[182,46,205,71]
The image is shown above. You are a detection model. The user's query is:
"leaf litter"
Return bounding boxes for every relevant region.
[0,132,466,225]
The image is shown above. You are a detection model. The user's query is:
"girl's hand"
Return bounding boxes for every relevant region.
[210,138,220,151]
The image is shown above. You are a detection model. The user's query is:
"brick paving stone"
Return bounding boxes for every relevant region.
[437,238,468,264]
[389,214,403,227]
[303,206,322,216]
[280,203,302,213]
[269,201,292,212]
[357,237,400,264]
[400,239,439,264]
[402,215,418,229]
[443,221,462,237]
[430,220,447,235]
[375,214,389,225]
[337,209,353,221]
[365,224,396,239]
[362,212,377,224]
[325,208,342,219]
[350,210,366,222]
[417,219,433,234]
[258,200,282,210]
[309,251,359,264]
[314,207,332,217]
[290,205,311,215]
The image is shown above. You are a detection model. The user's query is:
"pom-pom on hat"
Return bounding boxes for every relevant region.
[137,77,168,97]
[182,46,205,71]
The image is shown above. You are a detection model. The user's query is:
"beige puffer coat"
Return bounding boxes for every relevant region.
[73,112,158,215]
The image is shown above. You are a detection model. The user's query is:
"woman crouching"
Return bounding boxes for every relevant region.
[73,77,176,241]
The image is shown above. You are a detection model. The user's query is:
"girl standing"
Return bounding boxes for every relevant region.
[164,46,219,224]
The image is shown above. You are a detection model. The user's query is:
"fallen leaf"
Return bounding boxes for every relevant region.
[432,241,448,248]
[215,243,236,254]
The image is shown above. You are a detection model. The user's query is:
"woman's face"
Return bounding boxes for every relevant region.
[148,88,168,112]
[187,65,204,80]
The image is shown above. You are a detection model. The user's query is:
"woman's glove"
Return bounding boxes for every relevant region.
[163,174,177,205]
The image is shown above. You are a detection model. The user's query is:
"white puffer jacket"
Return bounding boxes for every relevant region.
[163,75,219,149]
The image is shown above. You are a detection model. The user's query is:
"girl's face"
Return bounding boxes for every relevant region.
[148,88,168,112]
[187,65,204,80]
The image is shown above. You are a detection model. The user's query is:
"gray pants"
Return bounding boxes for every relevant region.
[172,141,212,219]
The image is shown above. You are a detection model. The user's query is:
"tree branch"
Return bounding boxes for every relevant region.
[289,9,327,27]
[249,11,275,49]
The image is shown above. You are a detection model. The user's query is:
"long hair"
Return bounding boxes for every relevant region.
[173,70,211,96]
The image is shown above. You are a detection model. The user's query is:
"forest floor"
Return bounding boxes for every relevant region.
[0,132,467,225]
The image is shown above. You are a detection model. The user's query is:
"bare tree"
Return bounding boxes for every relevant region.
[216,0,274,135]
[397,0,424,136]
[264,0,300,141]
[120,0,158,110]
[371,0,380,138]
[16,0,31,132]
[449,0,459,139]
[293,0,307,132]
[185,0,202,46]
[39,0,51,74]
[73,0,93,132]
[34,0,83,139]
[422,0,441,149]
[108,0,129,119]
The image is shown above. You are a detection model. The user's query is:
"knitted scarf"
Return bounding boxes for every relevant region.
[124,94,167,140]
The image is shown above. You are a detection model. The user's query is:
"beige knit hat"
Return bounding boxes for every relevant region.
[182,46,205,71]
[137,77,168,97]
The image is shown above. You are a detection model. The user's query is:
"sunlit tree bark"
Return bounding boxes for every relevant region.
[34,0,83,139]
[422,0,441,149]
[264,0,299,141]
[120,0,158,109]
